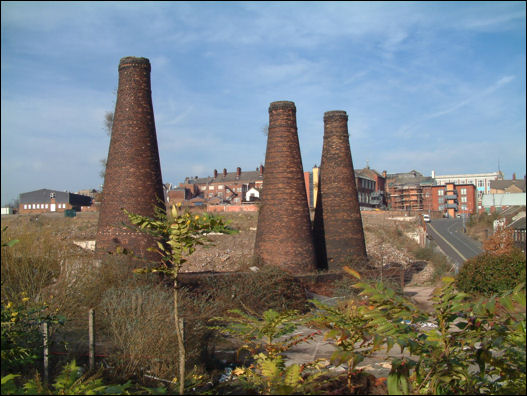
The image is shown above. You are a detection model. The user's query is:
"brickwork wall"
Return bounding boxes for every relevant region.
[254,101,317,273]
[313,111,367,270]
[95,57,164,262]
[206,204,259,213]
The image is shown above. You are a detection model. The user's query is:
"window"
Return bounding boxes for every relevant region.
[461,205,467,211]
[24,204,27,209]
[208,193,213,198]
[218,192,223,197]
[461,196,467,203]
[45,204,48,209]
[478,180,484,187]
[32,204,36,209]
[209,186,214,190]
[218,185,224,190]
[438,197,444,204]
[438,190,444,196]
[461,188,467,195]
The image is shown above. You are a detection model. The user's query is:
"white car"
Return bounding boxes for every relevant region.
[423,214,431,223]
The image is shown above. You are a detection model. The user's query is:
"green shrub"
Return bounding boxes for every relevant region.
[355,277,526,395]
[1,296,65,377]
[456,249,526,295]
[413,247,434,261]
[1,360,166,395]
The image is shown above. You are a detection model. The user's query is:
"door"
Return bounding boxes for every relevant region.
[50,204,56,212]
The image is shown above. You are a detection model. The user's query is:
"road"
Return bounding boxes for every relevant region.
[426,218,483,272]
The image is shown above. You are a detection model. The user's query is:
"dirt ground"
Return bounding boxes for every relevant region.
[2,208,434,283]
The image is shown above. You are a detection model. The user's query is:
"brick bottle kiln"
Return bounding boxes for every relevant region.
[313,110,367,269]
[95,57,164,262]
[254,101,317,273]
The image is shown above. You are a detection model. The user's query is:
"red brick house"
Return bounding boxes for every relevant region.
[179,166,264,205]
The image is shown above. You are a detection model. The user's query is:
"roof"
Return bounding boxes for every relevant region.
[356,167,384,179]
[434,171,502,179]
[490,179,526,192]
[19,189,92,205]
[386,170,435,187]
[508,216,526,230]
[481,193,526,208]
[190,170,264,185]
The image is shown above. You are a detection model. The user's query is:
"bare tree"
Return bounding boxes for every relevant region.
[262,123,269,136]
[104,111,114,136]
[100,111,114,180]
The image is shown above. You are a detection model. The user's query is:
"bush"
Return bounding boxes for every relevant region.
[456,249,526,295]
[355,276,526,395]
[1,296,65,377]
[413,247,434,261]
[200,265,309,315]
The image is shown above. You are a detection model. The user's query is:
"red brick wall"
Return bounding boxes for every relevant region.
[18,201,71,214]
[313,110,367,270]
[95,57,164,262]
[254,101,317,274]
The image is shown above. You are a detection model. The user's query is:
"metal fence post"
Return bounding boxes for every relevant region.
[89,308,95,371]
[42,322,49,384]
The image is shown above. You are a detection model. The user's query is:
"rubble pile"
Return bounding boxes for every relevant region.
[364,231,414,268]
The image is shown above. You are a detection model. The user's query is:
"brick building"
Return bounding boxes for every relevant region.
[179,166,264,205]
[355,167,387,208]
[386,170,435,211]
[489,176,526,194]
[305,165,384,209]
[19,189,92,214]
[432,170,503,208]
[422,183,477,217]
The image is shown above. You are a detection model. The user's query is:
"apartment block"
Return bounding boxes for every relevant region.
[422,183,477,217]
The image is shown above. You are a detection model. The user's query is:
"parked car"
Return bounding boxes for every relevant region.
[422,214,431,223]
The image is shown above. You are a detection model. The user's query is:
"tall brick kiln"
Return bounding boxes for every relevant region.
[254,101,317,273]
[313,110,367,270]
[95,57,164,262]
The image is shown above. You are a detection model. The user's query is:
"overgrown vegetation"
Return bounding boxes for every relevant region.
[456,226,526,296]
[3,211,525,395]
[354,274,526,395]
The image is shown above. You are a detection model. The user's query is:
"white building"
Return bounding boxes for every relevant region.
[1,207,13,215]
[431,170,503,208]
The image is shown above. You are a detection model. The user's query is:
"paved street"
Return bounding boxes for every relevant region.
[426,218,483,271]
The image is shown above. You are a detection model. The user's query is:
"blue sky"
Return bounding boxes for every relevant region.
[1,1,525,206]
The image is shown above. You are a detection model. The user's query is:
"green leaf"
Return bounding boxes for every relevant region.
[284,364,301,387]
[5,239,19,247]
[387,372,407,395]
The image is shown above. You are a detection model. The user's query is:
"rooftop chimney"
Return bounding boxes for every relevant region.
[95,56,164,262]
[382,170,387,178]
[254,101,317,273]
[259,164,264,176]
[512,173,516,180]
[223,168,227,177]
[214,169,218,179]
[236,167,241,178]
[313,110,367,270]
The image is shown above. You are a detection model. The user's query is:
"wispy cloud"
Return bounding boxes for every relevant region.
[1,2,525,205]
[395,75,516,138]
